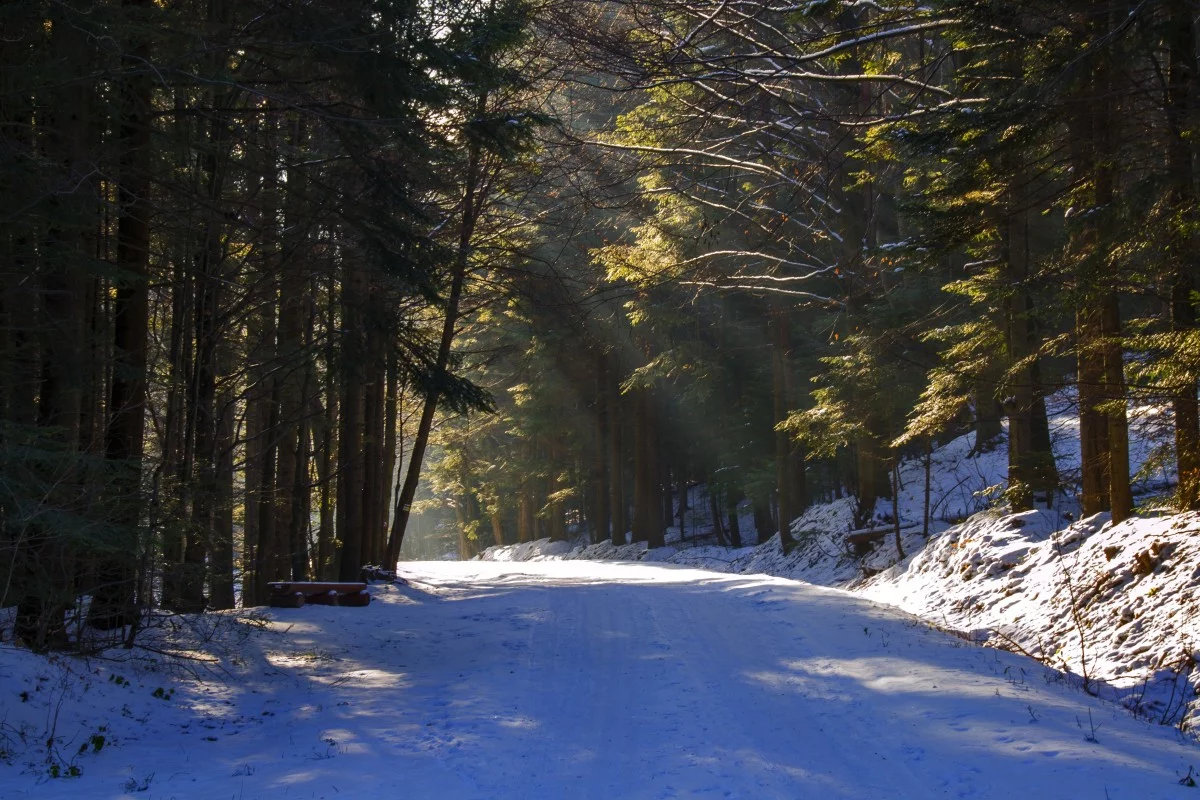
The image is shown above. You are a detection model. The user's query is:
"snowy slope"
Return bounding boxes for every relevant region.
[862,510,1200,732]
[3,562,1198,799]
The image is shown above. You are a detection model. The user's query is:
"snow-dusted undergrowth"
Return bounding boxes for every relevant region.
[864,510,1200,732]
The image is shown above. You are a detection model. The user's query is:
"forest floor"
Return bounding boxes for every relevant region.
[3,559,1199,799]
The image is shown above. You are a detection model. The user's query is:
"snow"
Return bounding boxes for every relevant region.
[861,511,1200,732]
[3,561,1198,798]
[2,395,1199,796]
[470,397,1200,737]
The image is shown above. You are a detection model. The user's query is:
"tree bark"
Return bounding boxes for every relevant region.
[608,367,625,545]
[771,311,796,545]
[1078,305,1110,516]
[384,103,486,566]
[725,484,743,548]
[93,0,154,629]
[336,261,367,582]
[1103,295,1132,523]
[1166,0,1200,511]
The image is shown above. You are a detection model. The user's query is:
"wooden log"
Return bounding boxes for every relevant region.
[267,581,367,595]
[303,589,343,606]
[296,588,371,607]
[268,591,306,609]
[845,524,918,557]
[846,529,888,557]
[338,590,371,608]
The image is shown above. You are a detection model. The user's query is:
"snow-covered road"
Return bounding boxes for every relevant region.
[4,560,1198,798]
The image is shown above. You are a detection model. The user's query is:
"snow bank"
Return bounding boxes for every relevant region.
[863,511,1200,731]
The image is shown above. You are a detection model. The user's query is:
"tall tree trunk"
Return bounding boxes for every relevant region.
[1103,295,1132,523]
[384,104,486,566]
[753,497,773,544]
[891,461,904,560]
[771,311,795,545]
[854,436,885,529]
[632,387,663,546]
[973,373,1004,453]
[380,349,399,560]
[923,438,932,538]
[647,392,664,548]
[93,0,154,629]
[709,486,728,546]
[608,368,625,545]
[518,492,534,543]
[159,242,193,609]
[179,51,234,612]
[242,344,267,605]
[18,8,92,645]
[361,317,386,564]
[336,261,367,582]
[677,473,688,540]
[1000,162,1048,513]
[274,116,314,581]
[591,350,609,544]
[1078,305,1110,516]
[1075,17,1125,520]
[315,276,339,579]
[725,484,743,548]
[209,359,236,610]
[1166,0,1200,511]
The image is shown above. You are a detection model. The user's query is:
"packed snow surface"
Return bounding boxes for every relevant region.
[4,560,1197,798]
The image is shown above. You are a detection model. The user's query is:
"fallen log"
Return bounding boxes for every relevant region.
[266,582,370,608]
[845,524,919,556]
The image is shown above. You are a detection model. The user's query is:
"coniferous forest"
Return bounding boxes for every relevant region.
[4,0,1200,650]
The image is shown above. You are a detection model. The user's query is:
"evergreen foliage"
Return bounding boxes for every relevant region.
[3,0,1199,642]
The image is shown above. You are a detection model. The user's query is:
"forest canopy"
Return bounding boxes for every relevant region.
[2,0,1198,650]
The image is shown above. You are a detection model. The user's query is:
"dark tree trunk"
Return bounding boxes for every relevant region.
[1103,295,1132,523]
[999,156,1057,511]
[315,275,339,579]
[708,486,728,546]
[337,262,367,582]
[361,318,386,564]
[518,492,534,543]
[385,97,487,566]
[632,387,663,546]
[1074,24,1123,520]
[855,434,889,529]
[178,64,234,613]
[771,312,794,544]
[490,512,506,548]
[380,350,399,561]
[973,377,1004,453]
[93,0,155,629]
[592,350,610,543]
[753,497,773,545]
[1166,0,1200,511]
[1078,305,1110,516]
[891,462,905,560]
[209,365,236,610]
[608,369,625,545]
[725,484,743,548]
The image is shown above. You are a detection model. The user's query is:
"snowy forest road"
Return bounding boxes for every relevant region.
[7,560,1196,799]
[281,560,1195,799]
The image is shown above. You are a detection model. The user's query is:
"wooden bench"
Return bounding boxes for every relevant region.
[267,581,370,609]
